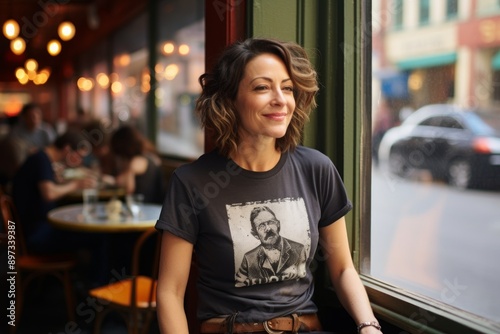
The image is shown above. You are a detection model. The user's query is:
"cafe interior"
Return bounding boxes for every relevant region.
[0,0,214,333]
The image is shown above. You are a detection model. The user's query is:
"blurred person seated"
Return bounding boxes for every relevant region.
[9,102,57,156]
[11,130,108,285]
[109,125,165,204]
[81,119,117,185]
[0,137,28,193]
[66,107,94,132]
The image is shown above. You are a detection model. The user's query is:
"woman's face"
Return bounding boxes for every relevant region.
[234,53,295,145]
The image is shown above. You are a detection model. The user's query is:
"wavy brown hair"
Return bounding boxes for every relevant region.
[196,38,318,157]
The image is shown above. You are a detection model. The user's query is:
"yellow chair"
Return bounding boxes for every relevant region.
[0,194,77,333]
[89,227,161,334]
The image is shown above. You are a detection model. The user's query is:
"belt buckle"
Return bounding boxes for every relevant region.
[263,321,284,334]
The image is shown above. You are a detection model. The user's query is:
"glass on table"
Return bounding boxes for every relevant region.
[82,188,98,219]
[126,193,144,218]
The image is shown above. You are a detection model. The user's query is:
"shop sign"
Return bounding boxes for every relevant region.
[459,17,500,47]
[386,24,457,62]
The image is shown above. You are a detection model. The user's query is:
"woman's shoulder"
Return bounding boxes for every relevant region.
[290,145,333,166]
[173,150,229,177]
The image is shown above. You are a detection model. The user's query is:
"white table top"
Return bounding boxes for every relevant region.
[48,202,162,233]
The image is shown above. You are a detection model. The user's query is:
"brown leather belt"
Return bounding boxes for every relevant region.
[200,313,322,333]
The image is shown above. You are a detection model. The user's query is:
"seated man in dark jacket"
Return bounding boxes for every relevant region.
[12,130,108,285]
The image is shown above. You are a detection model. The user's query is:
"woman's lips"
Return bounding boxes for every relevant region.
[264,113,287,121]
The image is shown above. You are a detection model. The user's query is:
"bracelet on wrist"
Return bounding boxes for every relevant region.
[357,321,381,332]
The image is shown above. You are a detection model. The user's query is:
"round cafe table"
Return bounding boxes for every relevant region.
[48,202,162,233]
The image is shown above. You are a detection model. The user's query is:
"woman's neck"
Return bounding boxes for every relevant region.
[230,142,281,172]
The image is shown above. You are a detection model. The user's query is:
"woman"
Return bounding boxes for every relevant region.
[156,38,381,334]
[110,125,165,204]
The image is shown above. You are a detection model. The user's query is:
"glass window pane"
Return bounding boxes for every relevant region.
[155,0,204,159]
[393,0,404,30]
[111,12,148,133]
[420,0,430,25]
[447,0,459,19]
[371,0,500,325]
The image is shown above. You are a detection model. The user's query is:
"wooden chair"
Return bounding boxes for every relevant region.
[0,194,77,332]
[89,227,161,334]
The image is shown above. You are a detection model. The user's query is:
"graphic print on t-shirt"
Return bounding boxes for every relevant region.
[227,198,311,287]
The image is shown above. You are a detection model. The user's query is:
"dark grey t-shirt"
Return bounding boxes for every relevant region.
[155,146,352,323]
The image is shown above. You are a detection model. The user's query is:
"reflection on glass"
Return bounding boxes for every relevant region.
[156,17,205,159]
[372,0,500,324]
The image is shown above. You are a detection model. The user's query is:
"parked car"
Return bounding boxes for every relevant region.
[378,104,500,189]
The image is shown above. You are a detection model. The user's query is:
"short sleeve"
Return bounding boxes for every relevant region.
[155,171,199,244]
[316,155,352,227]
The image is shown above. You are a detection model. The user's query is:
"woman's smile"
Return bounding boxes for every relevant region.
[263,112,288,122]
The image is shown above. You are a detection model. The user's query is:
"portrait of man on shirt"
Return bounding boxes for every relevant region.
[235,205,307,287]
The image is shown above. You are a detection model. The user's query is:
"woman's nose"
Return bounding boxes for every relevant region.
[272,88,286,105]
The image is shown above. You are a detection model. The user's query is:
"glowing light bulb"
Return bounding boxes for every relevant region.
[58,21,75,41]
[15,68,27,80]
[96,73,110,88]
[178,44,190,55]
[3,19,20,39]
[25,59,38,72]
[47,40,62,56]
[10,37,26,55]
[162,42,175,55]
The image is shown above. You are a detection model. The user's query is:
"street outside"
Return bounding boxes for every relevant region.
[370,166,500,323]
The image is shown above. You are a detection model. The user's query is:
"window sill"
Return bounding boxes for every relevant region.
[362,275,500,334]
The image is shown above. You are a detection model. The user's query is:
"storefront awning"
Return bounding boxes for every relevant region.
[492,51,500,69]
[396,52,457,70]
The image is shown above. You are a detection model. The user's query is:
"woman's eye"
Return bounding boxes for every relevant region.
[255,85,268,91]
[283,86,294,92]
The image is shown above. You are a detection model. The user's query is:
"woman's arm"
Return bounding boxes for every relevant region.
[157,231,194,334]
[319,216,382,333]
[38,177,96,202]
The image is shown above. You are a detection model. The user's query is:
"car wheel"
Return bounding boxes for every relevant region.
[388,151,411,178]
[447,159,472,189]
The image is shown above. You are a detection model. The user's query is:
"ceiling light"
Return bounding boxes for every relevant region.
[10,37,26,55]
[162,42,175,55]
[3,19,20,39]
[178,44,190,55]
[47,40,62,56]
[25,59,38,72]
[96,73,110,88]
[58,21,75,41]
[15,68,27,80]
